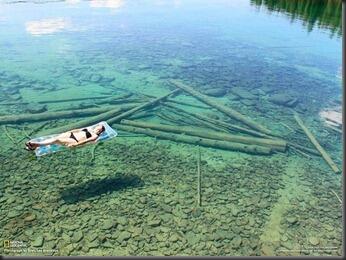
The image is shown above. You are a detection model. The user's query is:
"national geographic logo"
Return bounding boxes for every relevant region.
[3,240,27,248]
[3,239,58,254]
[3,240,10,248]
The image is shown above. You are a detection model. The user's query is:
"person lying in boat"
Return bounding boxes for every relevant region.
[25,124,106,151]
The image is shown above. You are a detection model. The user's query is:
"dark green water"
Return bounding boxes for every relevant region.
[0,0,342,256]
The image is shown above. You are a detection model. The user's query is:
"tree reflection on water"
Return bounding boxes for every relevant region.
[251,0,342,37]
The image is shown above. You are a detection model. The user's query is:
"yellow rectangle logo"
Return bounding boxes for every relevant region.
[4,240,10,248]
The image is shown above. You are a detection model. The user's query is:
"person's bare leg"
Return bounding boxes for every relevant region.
[55,138,76,147]
[27,137,60,149]
[28,133,70,148]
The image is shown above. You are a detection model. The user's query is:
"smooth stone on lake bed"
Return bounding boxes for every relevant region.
[308,237,320,246]
[286,217,298,225]
[230,236,242,248]
[86,240,99,249]
[268,93,298,107]
[102,241,114,248]
[89,74,102,83]
[101,220,115,230]
[261,244,275,255]
[203,88,227,97]
[71,231,84,243]
[86,232,98,242]
[8,210,21,218]
[117,231,131,243]
[26,103,47,114]
[240,99,256,106]
[31,236,44,247]
[148,219,161,227]
[280,234,288,242]
[65,224,79,231]
[231,87,257,99]
[11,94,22,100]
[24,229,34,236]
[24,213,36,222]
[231,207,239,216]
[117,217,128,226]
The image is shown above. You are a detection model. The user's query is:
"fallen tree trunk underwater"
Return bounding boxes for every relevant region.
[36,104,137,136]
[169,79,272,135]
[165,103,269,138]
[166,99,210,109]
[165,103,320,156]
[0,92,138,125]
[158,105,228,132]
[9,81,325,161]
[113,124,273,155]
[36,89,180,136]
[106,89,180,125]
[293,112,340,174]
[287,142,320,157]
[0,106,118,125]
[0,95,112,106]
[121,119,287,152]
[0,93,133,106]
[163,105,231,133]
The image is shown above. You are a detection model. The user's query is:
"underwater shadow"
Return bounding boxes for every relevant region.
[61,174,144,204]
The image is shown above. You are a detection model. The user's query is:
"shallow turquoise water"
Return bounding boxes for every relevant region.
[0,0,342,256]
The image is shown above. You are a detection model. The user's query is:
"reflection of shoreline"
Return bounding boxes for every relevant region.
[251,0,341,37]
[25,18,70,36]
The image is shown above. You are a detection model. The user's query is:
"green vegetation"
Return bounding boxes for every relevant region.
[251,0,342,37]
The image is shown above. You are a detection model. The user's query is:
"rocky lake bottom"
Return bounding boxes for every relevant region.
[0,133,342,256]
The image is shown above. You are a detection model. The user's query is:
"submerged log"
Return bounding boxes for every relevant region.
[51,94,137,109]
[325,124,342,134]
[157,111,194,126]
[3,125,17,144]
[0,106,118,125]
[166,99,210,109]
[0,93,133,106]
[164,105,230,133]
[103,97,142,105]
[166,101,317,155]
[169,80,272,135]
[293,112,340,173]
[165,103,268,138]
[113,124,272,155]
[130,111,155,120]
[0,95,112,106]
[35,89,179,136]
[120,120,287,152]
[37,104,137,136]
[107,89,180,125]
[287,142,320,156]
[17,121,51,143]
[96,93,132,104]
